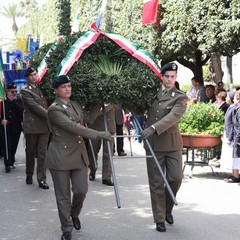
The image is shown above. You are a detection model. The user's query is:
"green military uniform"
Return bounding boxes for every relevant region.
[46,97,101,234]
[144,84,187,223]
[20,83,50,182]
[88,105,116,180]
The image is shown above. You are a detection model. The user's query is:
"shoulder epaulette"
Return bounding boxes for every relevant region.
[177,89,186,95]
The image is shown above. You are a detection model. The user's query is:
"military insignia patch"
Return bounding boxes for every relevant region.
[172,63,177,70]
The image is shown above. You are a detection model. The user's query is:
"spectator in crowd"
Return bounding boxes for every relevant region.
[115,104,127,156]
[217,81,225,92]
[123,111,132,137]
[0,83,23,172]
[20,66,50,189]
[225,90,240,183]
[210,91,230,165]
[46,75,111,240]
[219,90,236,172]
[228,83,236,91]
[88,104,115,186]
[132,112,145,143]
[186,76,207,103]
[216,91,229,114]
[141,62,188,232]
[204,84,216,103]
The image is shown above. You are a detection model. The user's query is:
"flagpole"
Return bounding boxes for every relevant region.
[102,104,121,208]
[2,99,9,160]
[0,49,8,160]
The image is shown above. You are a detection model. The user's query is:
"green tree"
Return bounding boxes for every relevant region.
[56,0,71,36]
[16,0,240,82]
[158,0,240,80]
[0,3,24,35]
[76,0,240,80]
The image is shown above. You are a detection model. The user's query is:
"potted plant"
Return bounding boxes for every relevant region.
[179,102,225,148]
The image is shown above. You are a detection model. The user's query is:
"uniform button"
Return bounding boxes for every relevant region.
[78,136,81,138]
[156,110,159,113]
[159,103,161,105]
[78,141,81,143]
[64,146,67,149]
[156,118,158,120]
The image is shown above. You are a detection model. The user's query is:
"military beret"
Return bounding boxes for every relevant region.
[6,83,17,90]
[52,75,71,89]
[25,66,37,77]
[161,62,178,75]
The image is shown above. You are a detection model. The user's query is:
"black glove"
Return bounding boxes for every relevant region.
[97,131,112,141]
[141,126,155,139]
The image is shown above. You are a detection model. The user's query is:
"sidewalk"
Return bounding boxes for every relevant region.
[0,135,239,240]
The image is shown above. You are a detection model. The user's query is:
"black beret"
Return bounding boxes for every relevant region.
[52,75,71,89]
[25,66,37,77]
[161,62,178,75]
[6,83,17,90]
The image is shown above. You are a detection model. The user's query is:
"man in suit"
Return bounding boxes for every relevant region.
[20,66,50,189]
[88,104,116,186]
[46,75,111,240]
[0,83,23,172]
[141,62,187,232]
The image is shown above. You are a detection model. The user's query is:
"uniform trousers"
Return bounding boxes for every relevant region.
[116,124,124,154]
[50,165,88,233]
[0,129,21,167]
[25,133,49,181]
[146,149,183,223]
[88,137,114,180]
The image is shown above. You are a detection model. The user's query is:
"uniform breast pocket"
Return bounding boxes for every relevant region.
[162,105,173,114]
[162,105,173,110]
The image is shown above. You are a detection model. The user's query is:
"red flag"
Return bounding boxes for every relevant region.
[142,0,158,26]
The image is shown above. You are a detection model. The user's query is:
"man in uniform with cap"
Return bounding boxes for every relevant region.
[20,66,50,189]
[0,83,23,172]
[141,62,187,232]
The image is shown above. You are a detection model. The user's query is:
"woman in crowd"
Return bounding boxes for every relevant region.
[46,75,112,240]
[220,90,235,173]
[225,90,240,183]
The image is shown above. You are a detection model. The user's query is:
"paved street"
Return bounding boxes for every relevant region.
[0,134,239,240]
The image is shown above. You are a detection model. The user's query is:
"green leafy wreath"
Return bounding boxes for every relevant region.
[30,32,160,113]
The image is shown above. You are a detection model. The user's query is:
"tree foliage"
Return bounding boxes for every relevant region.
[0,3,24,35]
[19,0,240,81]
[56,0,71,36]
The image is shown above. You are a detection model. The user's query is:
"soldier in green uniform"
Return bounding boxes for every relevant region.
[20,66,50,189]
[88,104,116,186]
[46,75,111,240]
[141,62,188,232]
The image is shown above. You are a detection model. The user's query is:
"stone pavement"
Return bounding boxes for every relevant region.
[0,134,239,240]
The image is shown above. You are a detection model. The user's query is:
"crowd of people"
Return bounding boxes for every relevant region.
[1,64,240,240]
[185,76,240,180]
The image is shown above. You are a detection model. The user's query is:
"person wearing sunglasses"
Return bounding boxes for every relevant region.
[0,83,23,172]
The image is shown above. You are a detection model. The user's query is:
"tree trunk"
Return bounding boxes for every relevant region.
[178,50,209,82]
[208,54,223,84]
[225,56,233,85]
